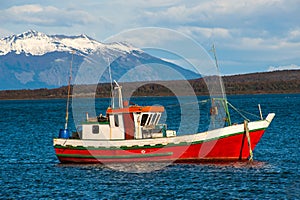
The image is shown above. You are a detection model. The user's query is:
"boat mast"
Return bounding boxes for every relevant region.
[114,80,123,108]
[108,58,114,108]
[211,44,231,126]
[64,51,74,129]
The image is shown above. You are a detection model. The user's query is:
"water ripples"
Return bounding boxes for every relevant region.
[0,94,299,199]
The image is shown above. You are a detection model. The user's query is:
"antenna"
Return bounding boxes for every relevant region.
[64,50,74,129]
[212,44,226,99]
[108,58,114,108]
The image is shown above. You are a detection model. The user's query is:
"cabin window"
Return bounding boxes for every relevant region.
[150,114,157,125]
[92,125,99,134]
[114,115,119,127]
[154,114,161,124]
[145,114,152,125]
[141,114,148,126]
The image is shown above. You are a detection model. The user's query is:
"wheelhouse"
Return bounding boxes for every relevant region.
[74,82,176,140]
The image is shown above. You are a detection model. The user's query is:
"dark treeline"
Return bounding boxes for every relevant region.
[1,70,299,100]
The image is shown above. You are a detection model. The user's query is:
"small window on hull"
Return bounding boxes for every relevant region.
[92,125,99,134]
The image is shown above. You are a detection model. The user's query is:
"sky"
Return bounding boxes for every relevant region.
[0,0,300,75]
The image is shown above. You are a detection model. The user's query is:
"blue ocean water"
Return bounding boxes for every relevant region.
[0,94,299,199]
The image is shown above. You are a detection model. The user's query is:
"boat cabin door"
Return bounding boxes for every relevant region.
[123,113,134,140]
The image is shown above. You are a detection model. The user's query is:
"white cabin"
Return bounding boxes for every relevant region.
[74,83,176,140]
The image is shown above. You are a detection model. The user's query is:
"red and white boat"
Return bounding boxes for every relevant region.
[53,81,275,164]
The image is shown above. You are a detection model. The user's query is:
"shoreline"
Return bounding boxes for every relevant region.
[1,91,299,101]
[1,69,299,100]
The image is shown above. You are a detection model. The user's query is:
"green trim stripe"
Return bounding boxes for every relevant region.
[54,127,266,150]
[57,152,173,159]
[190,127,266,145]
[82,121,109,125]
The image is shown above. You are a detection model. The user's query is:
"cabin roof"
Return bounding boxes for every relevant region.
[106,105,164,114]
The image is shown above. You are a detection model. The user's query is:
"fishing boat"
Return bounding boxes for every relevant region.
[53,80,275,164]
[53,47,275,164]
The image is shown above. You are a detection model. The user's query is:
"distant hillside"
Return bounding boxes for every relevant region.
[222,70,300,94]
[0,70,299,100]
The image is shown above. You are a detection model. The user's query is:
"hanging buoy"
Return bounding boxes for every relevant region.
[59,128,70,139]
[210,106,218,115]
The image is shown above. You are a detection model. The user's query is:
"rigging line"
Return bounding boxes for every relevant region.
[226,100,261,119]
[237,109,261,119]
[165,99,209,108]
[227,101,250,121]
[211,44,226,100]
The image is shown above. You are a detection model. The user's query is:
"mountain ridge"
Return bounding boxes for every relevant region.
[0,69,299,100]
[0,30,200,90]
[0,29,139,56]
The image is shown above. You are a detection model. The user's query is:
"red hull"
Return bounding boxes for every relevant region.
[54,129,265,163]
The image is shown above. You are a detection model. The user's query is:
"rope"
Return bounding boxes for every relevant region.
[227,102,250,122]
[165,99,260,124]
[236,108,261,119]
[165,99,209,108]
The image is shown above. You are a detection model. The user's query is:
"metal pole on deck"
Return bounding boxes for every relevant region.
[258,104,263,120]
[65,51,74,130]
[244,120,253,162]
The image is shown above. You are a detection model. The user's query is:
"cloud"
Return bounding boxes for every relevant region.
[140,0,300,38]
[54,58,65,62]
[105,27,186,47]
[287,28,300,43]
[116,0,181,8]
[1,0,299,75]
[141,0,275,26]
[268,64,300,71]
[178,26,232,39]
[14,71,35,84]
[0,4,95,27]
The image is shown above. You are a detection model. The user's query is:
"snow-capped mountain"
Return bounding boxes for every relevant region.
[0,30,200,90]
[0,30,139,56]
